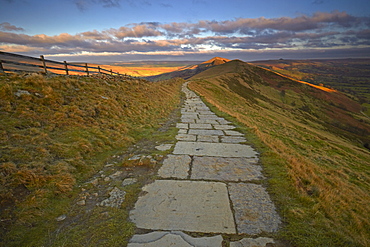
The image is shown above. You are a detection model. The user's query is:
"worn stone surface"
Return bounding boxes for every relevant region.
[189,123,213,129]
[228,183,281,234]
[213,124,235,130]
[196,119,219,124]
[175,134,197,141]
[191,157,263,181]
[130,180,236,234]
[221,136,247,143]
[188,129,224,136]
[230,237,275,247]
[158,155,191,179]
[176,123,188,129]
[173,142,258,158]
[128,231,223,247]
[197,135,219,142]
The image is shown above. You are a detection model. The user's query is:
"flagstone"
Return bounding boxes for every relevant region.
[213,124,236,130]
[188,129,224,136]
[197,135,219,142]
[176,134,197,141]
[130,180,236,234]
[173,142,258,158]
[189,123,213,129]
[221,136,247,143]
[128,231,223,247]
[158,155,191,179]
[191,157,263,181]
[228,183,281,235]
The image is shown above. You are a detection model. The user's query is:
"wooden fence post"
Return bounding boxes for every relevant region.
[40,55,47,74]
[0,60,4,74]
[85,63,89,76]
[110,69,113,75]
[98,66,101,74]
[64,61,69,75]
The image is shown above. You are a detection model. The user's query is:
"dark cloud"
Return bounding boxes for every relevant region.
[0,22,25,32]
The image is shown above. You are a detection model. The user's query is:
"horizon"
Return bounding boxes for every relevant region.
[1,0,370,62]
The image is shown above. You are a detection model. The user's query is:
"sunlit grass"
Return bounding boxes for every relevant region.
[0,73,183,246]
[189,69,370,246]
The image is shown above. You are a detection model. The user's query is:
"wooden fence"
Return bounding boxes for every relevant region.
[0,51,124,76]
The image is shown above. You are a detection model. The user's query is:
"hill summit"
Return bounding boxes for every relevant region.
[144,57,232,81]
[201,57,231,66]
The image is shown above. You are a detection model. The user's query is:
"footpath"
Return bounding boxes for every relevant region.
[127,82,281,247]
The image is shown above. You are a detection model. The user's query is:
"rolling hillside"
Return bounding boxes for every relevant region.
[251,59,370,114]
[188,59,370,246]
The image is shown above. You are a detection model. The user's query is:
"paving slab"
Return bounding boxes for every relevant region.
[173,142,258,158]
[228,183,281,235]
[213,124,236,130]
[191,157,263,181]
[158,155,191,179]
[217,119,232,124]
[197,135,219,143]
[221,136,247,143]
[181,118,196,123]
[188,129,224,136]
[196,119,219,124]
[189,123,213,129]
[176,123,189,129]
[178,129,188,134]
[176,134,197,141]
[128,231,223,247]
[230,237,275,247]
[198,115,223,120]
[130,180,236,234]
[197,110,215,115]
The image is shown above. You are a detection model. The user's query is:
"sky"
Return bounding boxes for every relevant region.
[1,0,370,63]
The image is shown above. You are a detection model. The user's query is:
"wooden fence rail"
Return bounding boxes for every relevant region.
[0,51,123,76]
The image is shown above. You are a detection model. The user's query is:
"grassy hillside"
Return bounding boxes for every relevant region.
[189,60,370,246]
[251,59,370,114]
[0,73,183,246]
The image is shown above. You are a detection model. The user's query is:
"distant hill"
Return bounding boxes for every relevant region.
[144,57,231,81]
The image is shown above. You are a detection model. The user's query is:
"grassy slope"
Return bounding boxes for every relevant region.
[251,59,370,115]
[189,60,370,246]
[0,74,183,246]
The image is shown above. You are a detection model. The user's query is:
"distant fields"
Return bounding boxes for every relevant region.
[108,61,198,77]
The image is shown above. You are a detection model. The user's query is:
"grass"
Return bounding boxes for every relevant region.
[188,65,370,246]
[0,73,183,246]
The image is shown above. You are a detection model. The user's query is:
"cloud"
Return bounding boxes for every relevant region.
[0,22,25,32]
[1,11,369,60]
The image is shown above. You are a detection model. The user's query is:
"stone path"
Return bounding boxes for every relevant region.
[128,82,281,246]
